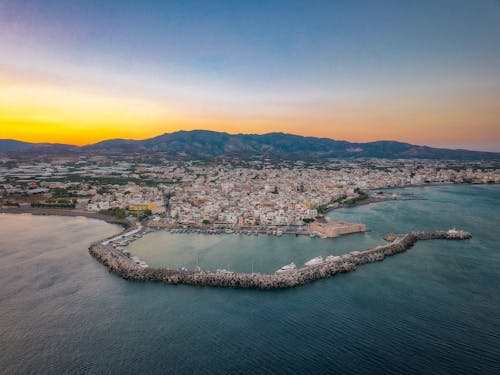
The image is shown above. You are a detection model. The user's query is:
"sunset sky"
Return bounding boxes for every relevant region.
[0,0,499,151]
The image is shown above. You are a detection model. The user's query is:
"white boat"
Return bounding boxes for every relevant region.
[276,230,283,236]
[326,255,341,262]
[309,231,322,238]
[275,262,297,274]
[216,268,233,274]
[304,256,324,266]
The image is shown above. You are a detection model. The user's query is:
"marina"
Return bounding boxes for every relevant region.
[89,227,472,289]
[147,217,365,238]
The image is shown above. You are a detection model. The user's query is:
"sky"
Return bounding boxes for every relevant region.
[0,0,499,151]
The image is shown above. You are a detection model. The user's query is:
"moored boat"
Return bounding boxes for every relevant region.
[326,255,341,262]
[304,256,324,266]
[275,262,297,274]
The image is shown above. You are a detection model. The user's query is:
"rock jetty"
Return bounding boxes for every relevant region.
[89,229,471,290]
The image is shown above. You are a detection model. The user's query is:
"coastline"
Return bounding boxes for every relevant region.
[0,207,131,228]
[3,183,492,290]
[325,195,398,213]
[1,182,495,226]
[326,182,498,213]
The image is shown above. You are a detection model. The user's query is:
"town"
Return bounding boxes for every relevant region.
[0,156,498,234]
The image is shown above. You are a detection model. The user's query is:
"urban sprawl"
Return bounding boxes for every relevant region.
[1,157,498,233]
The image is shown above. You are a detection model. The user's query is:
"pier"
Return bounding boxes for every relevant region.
[89,229,472,289]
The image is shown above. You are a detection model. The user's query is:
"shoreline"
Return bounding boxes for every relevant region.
[0,207,131,228]
[0,185,480,289]
[366,181,498,195]
[326,181,498,213]
[1,181,495,225]
[325,195,398,213]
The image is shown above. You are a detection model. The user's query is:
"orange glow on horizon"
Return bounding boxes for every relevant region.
[0,80,178,145]
[1,78,499,150]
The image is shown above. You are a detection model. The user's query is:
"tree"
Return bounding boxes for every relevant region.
[317,204,328,214]
[100,207,126,219]
[54,187,77,198]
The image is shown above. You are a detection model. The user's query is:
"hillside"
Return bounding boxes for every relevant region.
[1,131,498,160]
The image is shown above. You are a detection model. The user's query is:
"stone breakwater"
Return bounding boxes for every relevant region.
[88,230,471,290]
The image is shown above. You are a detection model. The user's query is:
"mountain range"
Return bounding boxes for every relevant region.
[1,130,499,160]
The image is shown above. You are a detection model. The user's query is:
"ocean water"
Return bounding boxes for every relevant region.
[0,184,499,374]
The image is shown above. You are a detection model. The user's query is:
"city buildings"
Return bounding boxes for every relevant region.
[1,156,498,227]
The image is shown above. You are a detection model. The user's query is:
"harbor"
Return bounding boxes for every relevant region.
[89,228,472,290]
[147,215,366,239]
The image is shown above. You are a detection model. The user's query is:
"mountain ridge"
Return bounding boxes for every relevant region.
[1,130,498,160]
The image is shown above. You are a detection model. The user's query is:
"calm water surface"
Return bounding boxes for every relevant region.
[0,185,499,374]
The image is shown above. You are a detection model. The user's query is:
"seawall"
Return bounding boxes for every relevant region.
[89,230,471,290]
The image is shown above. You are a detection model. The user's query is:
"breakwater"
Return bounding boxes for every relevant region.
[89,230,471,289]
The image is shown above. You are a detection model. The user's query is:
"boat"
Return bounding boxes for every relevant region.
[275,262,297,274]
[131,256,141,264]
[216,268,233,274]
[276,230,283,236]
[309,231,322,238]
[326,255,341,262]
[304,256,324,266]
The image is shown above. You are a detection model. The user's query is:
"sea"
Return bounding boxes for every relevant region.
[0,184,499,374]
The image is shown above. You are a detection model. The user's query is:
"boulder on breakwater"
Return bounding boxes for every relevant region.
[383,233,397,242]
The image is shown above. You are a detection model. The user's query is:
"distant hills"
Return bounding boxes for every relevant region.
[1,130,499,160]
